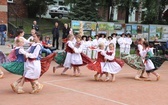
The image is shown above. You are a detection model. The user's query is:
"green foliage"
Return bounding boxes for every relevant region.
[24,0,56,18]
[69,0,99,21]
[142,0,168,24]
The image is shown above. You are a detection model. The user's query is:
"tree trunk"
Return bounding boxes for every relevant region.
[107,5,110,21]
[110,0,114,21]
[125,6,129,23]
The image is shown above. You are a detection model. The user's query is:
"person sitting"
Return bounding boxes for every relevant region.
[153,37,166,55]
[41,36,53,56]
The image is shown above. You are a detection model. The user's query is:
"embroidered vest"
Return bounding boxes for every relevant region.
[97,52,105,62]
[65,44,74,53]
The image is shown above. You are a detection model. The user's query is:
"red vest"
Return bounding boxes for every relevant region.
[106,51,115,62]
[65,44,74,53]
[97,52,105,62]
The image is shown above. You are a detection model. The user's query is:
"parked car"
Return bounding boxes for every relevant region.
[49,6,70,19]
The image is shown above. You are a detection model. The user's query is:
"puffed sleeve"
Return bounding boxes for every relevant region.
[25,45,41,58]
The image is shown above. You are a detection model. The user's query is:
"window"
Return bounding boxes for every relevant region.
[7,0,13,3]
[59,7,63,10]
[64,8,68,11]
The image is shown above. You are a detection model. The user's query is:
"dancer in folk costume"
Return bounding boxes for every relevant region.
[53,51,66,73]
[148,43,167,70]
[111,33,117,49]
[61,34,75,75]
[98,33,107,45]
[101,43,123,82]
[92,35,99,60]
[14,29,32,46]
[71,35,83,76]
[81,35,88,55]
[16,32,43,94]
[117,33,126,58]
[105,36,114,51]
[86,36,93,59]
[124,33,132,54]
[1,38,32,93]
[87,43,106,81]
[1,38,26,77]
[0,38,27,81]
[121,38,145,80]
[141,42,160,81]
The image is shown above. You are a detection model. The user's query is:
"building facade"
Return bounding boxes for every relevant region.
[0,0,7,24]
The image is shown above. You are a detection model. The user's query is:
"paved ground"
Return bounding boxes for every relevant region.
[0,42,168,105]
[0,59,168,105]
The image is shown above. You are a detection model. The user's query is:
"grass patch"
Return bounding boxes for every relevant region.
[9,18,71,36]
[115,48,135,58]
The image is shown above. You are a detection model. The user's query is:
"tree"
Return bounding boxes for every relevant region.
[24,0,55,18]
[116,0,139,23]
[69,0,99,21]
[142,0,168,24]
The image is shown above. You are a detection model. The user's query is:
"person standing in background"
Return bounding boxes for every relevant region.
[32,20,39,31]
[62,23,70,50]
[52,22,60,49]
[28,29,36,42]
[0,21,7,45]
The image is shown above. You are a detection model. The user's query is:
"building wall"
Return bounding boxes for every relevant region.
[0,0,7,24]
[8,0,27,18]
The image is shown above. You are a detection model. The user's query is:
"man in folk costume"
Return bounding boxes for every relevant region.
[92,35,99,60]
[86,36,93,59]
[117,33,126,58]
[124,33,132,54]
[111,33,117,49]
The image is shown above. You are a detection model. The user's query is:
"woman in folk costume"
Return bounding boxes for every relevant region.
[16,32,43,94]
[105,36,114,51]
[61,34,75,75]
[14,29,32,46]
[101,43,123,82]
[98,33,107,45]
[121,38,145,80]
[81,35,88,55]
[87,43,106,81]
[86,36,93,59]
[141,42,160,81]
[124,33,132,54]
[92,35,99,60]
[0,38,28,93]
[71,35,83,76]
[117,33,126,57]
[111,33,117,49]
[1,38,26,75]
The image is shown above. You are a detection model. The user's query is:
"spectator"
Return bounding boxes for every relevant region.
[42,36,56,53]
[28,29,36,42]
[32,20,39,31]
[52,22,60,49]
[41,36,52,57]
[0,22,7,45]
[62,23,70,49]
[153,37,166,55]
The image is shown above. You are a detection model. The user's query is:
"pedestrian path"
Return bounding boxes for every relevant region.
[0,41,13,54]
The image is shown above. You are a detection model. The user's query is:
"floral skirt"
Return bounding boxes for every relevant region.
[121,53,145,70]
[2,62,24,75]
[54,52,66,65]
